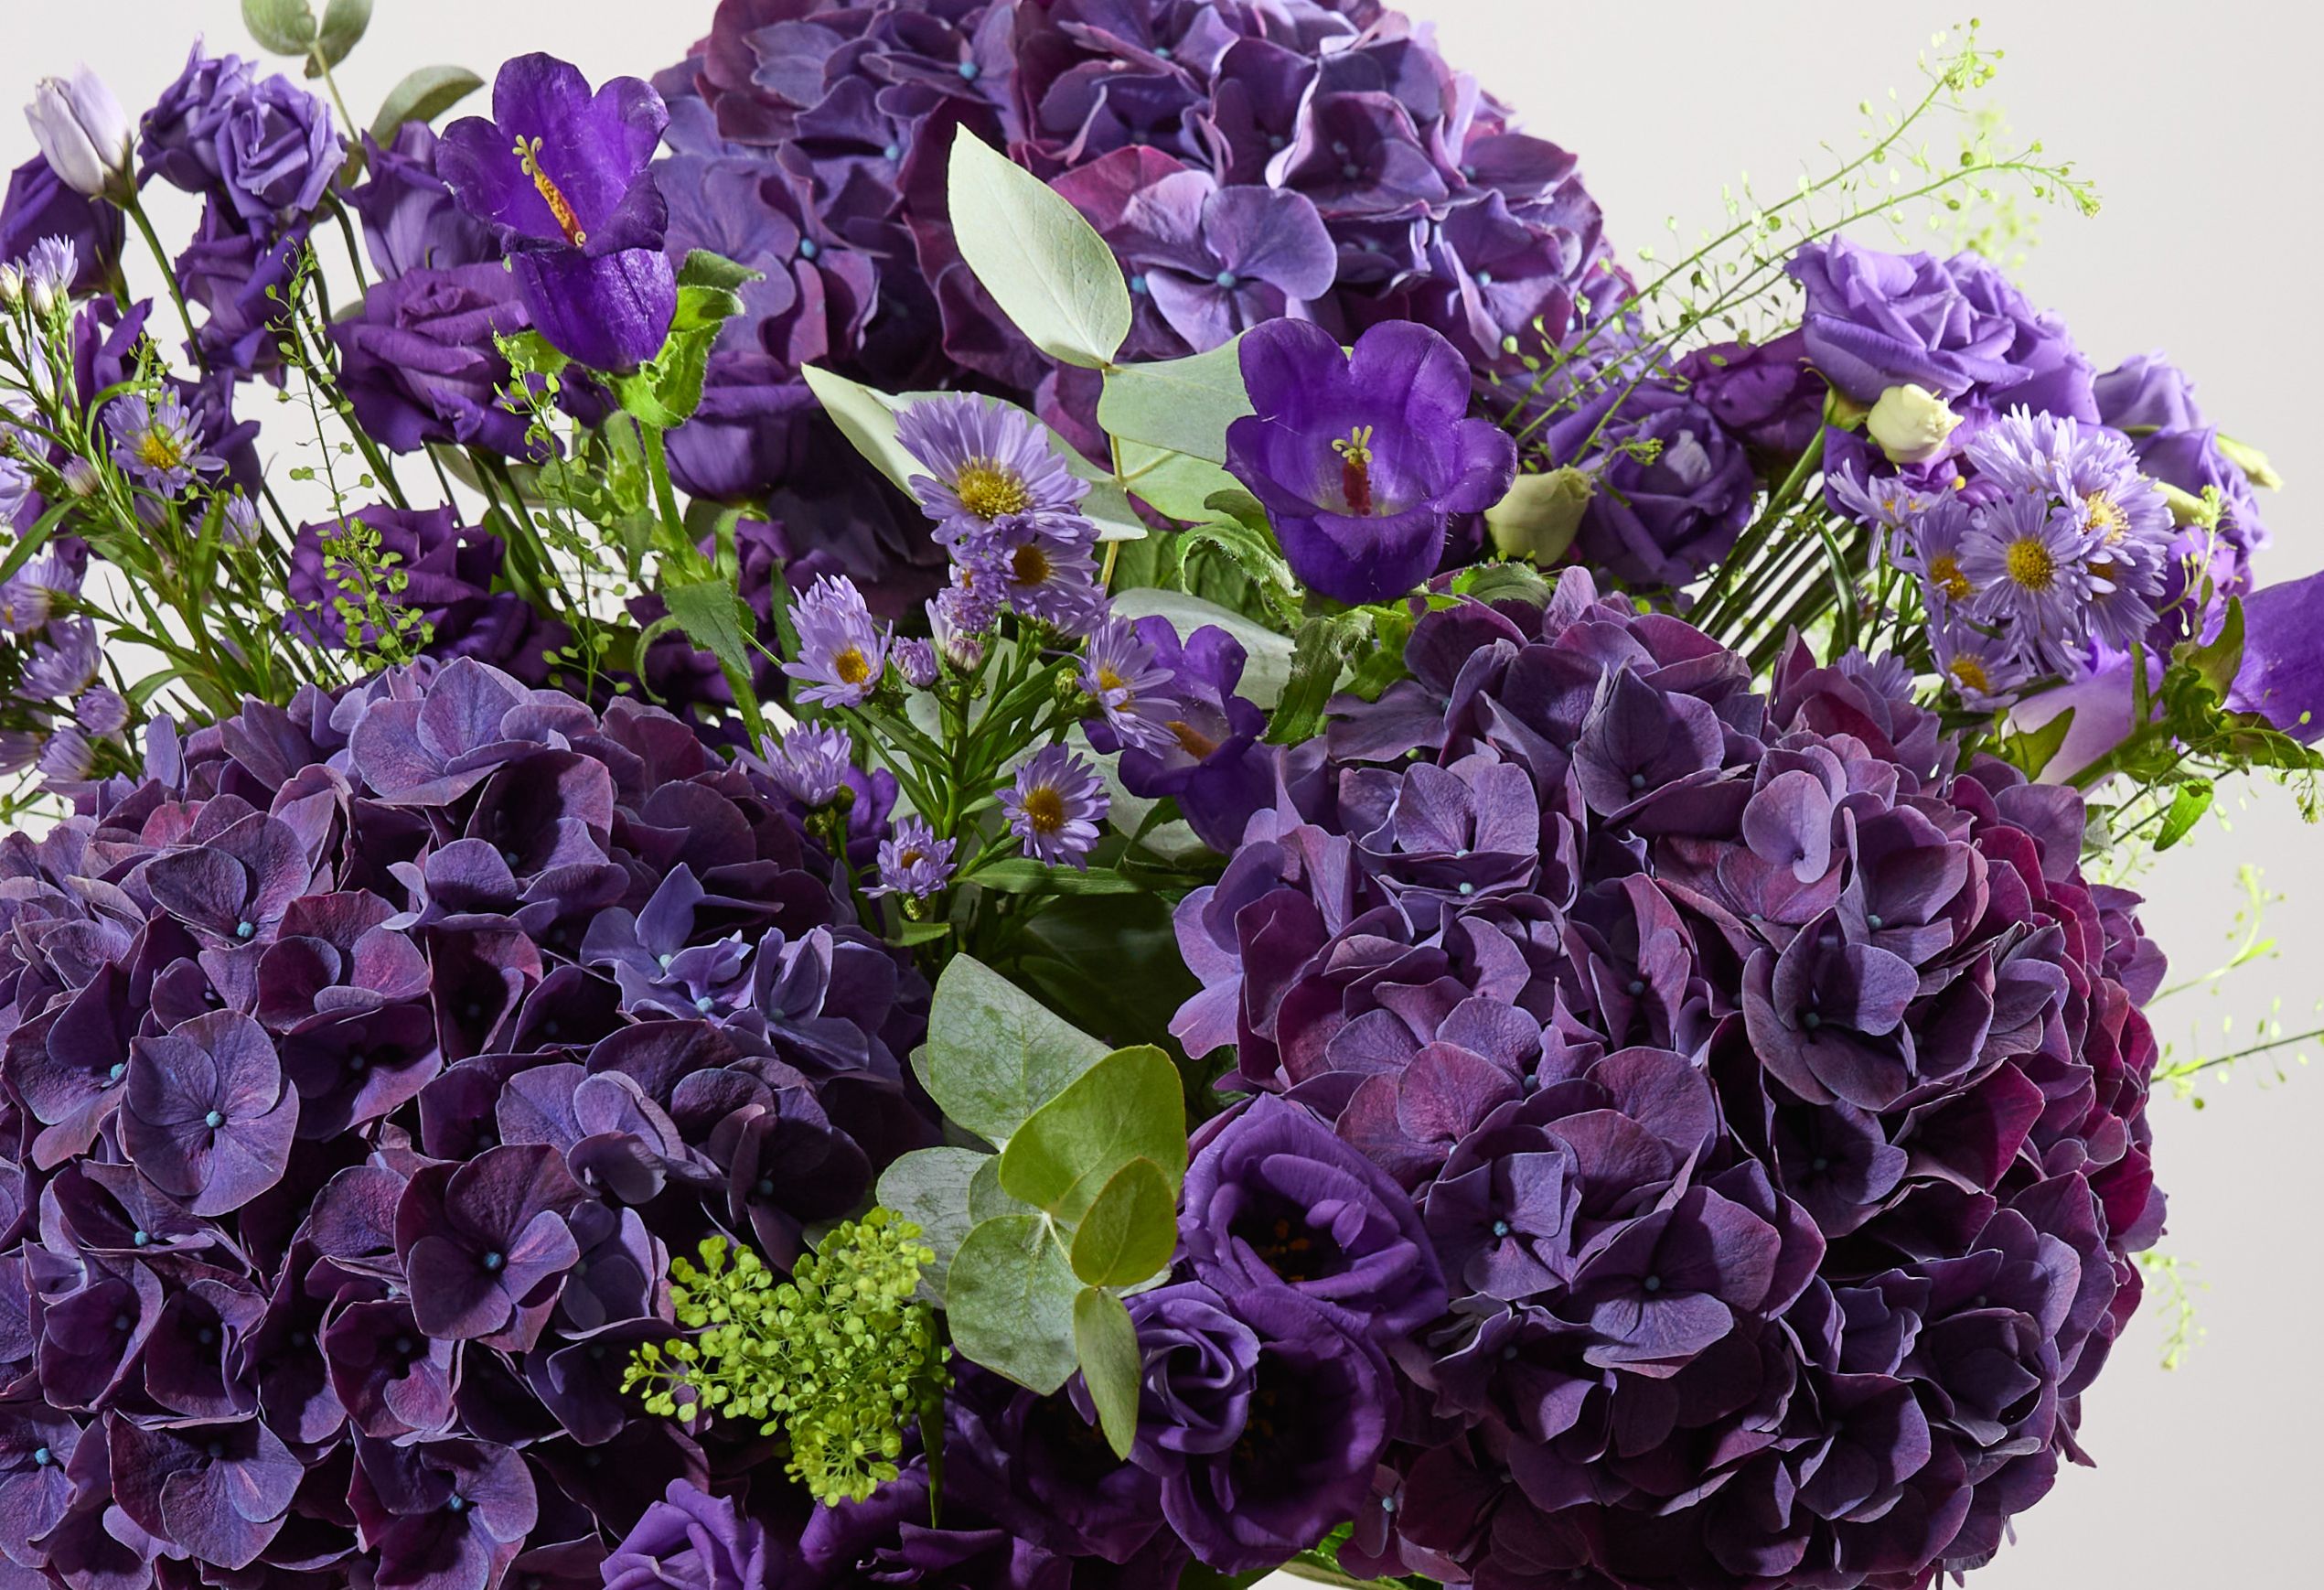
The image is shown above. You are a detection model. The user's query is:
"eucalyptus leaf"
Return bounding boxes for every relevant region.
[876,1147,987,1305]
[998,1046,1186,1223]
[1108,587,1294,708]
[313,0,371,69]
[1067,1157,1177,1288]
[947,1215,1083,1395]
[969,1155,1038,1224]
[1073,1286,1142,1459]
[370,66,485,144]
[948,131,1131,369]
[1098,340,1252,463]
[242,0,316,54]
[801,364,921,492]
[916,955,1110,1145]
[1117,442,1242,524]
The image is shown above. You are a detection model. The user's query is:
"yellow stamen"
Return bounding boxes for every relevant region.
[2084,490,2130,543]
[513,134,587,247]
[1332,425,1376,516]
[833,647,872,686]
[1949,656,1992,695]
[1022,786,1066,834]
[135,431,185,471]
[954,460,1033,521]
[1097,663,1127,694]
[1928,553,1971,603]
[2003,537,2057,593]
[1010,543,1053,586]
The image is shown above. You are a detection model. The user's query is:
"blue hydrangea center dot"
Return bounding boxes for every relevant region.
[1628,771,1647,790]
[447,1495,468,1514]
[882,143,901,161]
[1491,1219,1511,1238]
[956,60,980,81]
[1626,979,1645,995]
[32,1446,51,1466]
[107,1061,124,1082]
[1642,1274,1663,1294]
[1128,274,1149,295]
[798,237,819,260]
[206,1441,225,1459]
[234,919,254,940]
[133,1230,150,1247]
[481,1251,506,1273]
[1214,269,1239,289]
[204,1110,224,1129]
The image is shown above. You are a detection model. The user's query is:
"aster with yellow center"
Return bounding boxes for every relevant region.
[1001,744,1108,871]
[894,392,1090,545]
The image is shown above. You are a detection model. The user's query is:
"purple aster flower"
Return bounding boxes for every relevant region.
[1001,743,1108,869]
[1882,489,1976,612]
[21,614,100,699]
[991,513,1104,632]
[870,815,955,900]
[893,636,939,689]
[1098,617,1274,852]
[0,154,122,294]
[1226,318,1516,605]
[770,722,856,806]
[782,574,889,707]
[220,491,261,544]
[438,55,676,371]
[1079,614,1181,754]
[21,234,76,306]
[0,550,76,635]
[605,1479,782,1590]
[895,393,1090,545]
[106,388,222,495]
[34,724,92,781]
[1961,493,2097,661]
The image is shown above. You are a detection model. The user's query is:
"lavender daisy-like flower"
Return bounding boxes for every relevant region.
[771,722,856,807]
[992,514,1103,633]
[895,393,1088,544]
[1001,744,1108,870]
[870,815,956,899]
[1887,492,1976,613]
[21,615,100,700]
[1961,493,2096,658]
[35,725,91,781]
[106,389,220,495]
[1929,613,2034,706]
[74,684,129,736]
[782,575,888,708]
[1079,615,1179,754]
[22,235,77,306]
[0,551,77,636]
[221,492,262,545]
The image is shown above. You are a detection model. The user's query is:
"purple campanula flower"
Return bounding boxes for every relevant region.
[1099,617,1273,852]
[25,67,132,199]
[348,122,501,280]
[0,154,122,291]
[895,392,1090,546]
[106,388,222,495]
[1226,318,1515,605]
[332,262,539,459]
[869,815,955,900]
[438,54,677,372]
[782,574,888,707]
[2230,567,2324,741]
[1078,614,1180,754]
[1001,743,1108,869]
[770,722,856,806]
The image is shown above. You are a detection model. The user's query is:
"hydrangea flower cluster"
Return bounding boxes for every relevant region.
[1164,570,2166,1589]
[0,656,939,1587]
[645,0,1612,586]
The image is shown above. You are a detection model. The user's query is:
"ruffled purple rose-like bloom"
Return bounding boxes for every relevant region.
[604,1478,781,1590]
[333,263,540,459]
[0,154,121,294]
[140,45,341,228]
[1226,318,1516,605]
[439,54,677,372]
[1539,380,1759,586]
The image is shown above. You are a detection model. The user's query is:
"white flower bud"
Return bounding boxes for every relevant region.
[0,265,21,310]
[1485,467,1594,565]
[1867,383,1961,465]
[25,68,132,199]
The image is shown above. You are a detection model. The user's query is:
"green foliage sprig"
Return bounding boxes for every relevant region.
[626,1214,947,1509]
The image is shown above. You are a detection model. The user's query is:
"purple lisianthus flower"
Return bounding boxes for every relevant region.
[1180,1093,1446,1339]
[1226,318,1516,604]
[605,1479,780,1590]
[333,262,540,458]
[1543,381,1758,586]
[1001,744,1108,870]
[0,156,120,294]
[122,1009,299,1216]
[212,70,342,226]
[783,574,888,707]
[174,204,305,379]
[2230,568,2324,741]
[348,122,502,279]
[138,44,255,192]
[896,393,1090,545]
[1677,328,1825,456]
[438,55,676,372]
[870,816,955,900]
[106,388,221,495]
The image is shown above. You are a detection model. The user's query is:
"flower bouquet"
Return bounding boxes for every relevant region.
[0,3,2315,1589]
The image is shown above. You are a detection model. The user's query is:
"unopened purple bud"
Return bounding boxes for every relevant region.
[25,68,132,199]
[894,636,938,689]
[60,456,100,498]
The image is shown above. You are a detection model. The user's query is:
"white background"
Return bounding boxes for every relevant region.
[4,3,2319,1585]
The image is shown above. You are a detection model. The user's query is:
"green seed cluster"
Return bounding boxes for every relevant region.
[625,1209,946,1506]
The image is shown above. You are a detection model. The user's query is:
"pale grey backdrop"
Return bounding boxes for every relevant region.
[2,3,2317,1585]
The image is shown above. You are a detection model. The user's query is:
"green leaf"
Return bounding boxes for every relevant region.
[242,0,316,54]
[893,919,952,947]
[801,364,922,492]
[1116,443,1241,524]
[969,1155,1038,1223]
[312,0,371,70]
[659,579,767,743]
[947,1216,1083,1394]
[676,250,765,294]
[969,859,1142,896]
[917,955,1110,1145]
[497,329,569,380]
[1107,587,1295,707]
[2001,706,2076,780]
[1067,1157,1178,1288]
[1179,515,1300,627]
[1072,1286,1142,1460]
[875,1147,988,1305]
[947,131,1131,369]
[998,1046,1186,1223]
[1267,614,1366,745]
[2179,598,2245,699]
[1097,340,1252,463]
[2155,779,2214,851]
[369,66,485,144]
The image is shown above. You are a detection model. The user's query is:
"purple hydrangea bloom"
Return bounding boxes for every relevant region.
[1226,318,1516,604]
[1002,744,1108,870]
[1163,569,2166,1589]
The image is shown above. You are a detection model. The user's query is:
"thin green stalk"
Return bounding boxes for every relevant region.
[122,193,198,348]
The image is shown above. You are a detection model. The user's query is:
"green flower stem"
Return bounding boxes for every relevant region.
[1693,428,1826,633]
[638,418,687,544]
[121,192,198,349]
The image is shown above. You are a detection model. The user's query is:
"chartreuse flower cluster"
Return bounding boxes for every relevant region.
[626,1213,947,1508]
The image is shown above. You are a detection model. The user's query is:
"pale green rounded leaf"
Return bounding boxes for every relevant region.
[917,956,1109,1145]
[948,132,1130,369]
[1068,1157,1177,1288]
[370,66,485,145]
[242,0,316,54]
[998,1046,1186,1223]
[1097,340,1252,464]
[315,0,372,69]
[1073,1286,1142,1459]
[948,1215,1082,1395]
[876,1147,989,1305]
